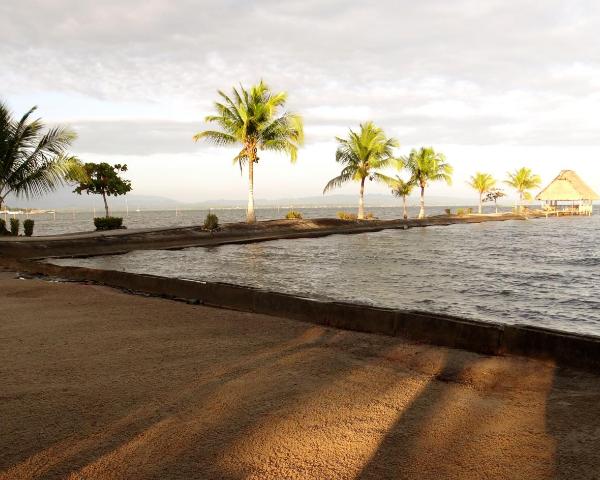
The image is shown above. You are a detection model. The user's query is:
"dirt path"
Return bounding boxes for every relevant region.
[1,273,599,479]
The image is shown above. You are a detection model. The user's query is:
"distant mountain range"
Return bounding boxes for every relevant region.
[5,187,497,211]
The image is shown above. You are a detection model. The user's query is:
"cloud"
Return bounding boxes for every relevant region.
[3,1,600,200]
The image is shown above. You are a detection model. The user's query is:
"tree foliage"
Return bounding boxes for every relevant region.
[403,147,452,218]
[0,101,79,210]
[69,162,132,217]
[193,81,304,223]
[504,167,541,201]
[467,172,496,194]
[323,122,398,219]
[323,122,398,194]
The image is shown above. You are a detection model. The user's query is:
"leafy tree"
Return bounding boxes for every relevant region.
[504,167,541,204]
[483,188,506,213]
[193,80,304,223]
[390,176,415,219]
[70,162,132,217]
[0,101,79,211]
[404,147,453,219]
[467,172,496,214]
[323,122,398,219]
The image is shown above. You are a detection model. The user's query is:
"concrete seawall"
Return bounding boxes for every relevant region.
[19,259,600,373]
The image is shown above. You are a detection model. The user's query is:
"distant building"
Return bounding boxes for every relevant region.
[536,170,599,216]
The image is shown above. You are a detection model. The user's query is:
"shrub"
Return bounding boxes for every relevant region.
[444,208,452,216]
[203,212,219,231]
[466,207,473,215]
[364,212,377,220]
[94,216,123,231]
[23,219,34,237]
[456,208,465,216]
[9,218,19,236]
[285,210,303,220]
[337,211,358,221]
[0,218,8,235]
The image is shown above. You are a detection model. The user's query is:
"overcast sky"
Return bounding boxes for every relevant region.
[2,0,600,204]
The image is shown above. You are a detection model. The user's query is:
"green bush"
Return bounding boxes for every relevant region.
[0,218,8,235]
[337,211,358,221]
[444,208,452,216]
[364,212,377,220]
[23,219,34,237]
[9,218,19,236]
[94,216,123,230]
[203,212,219,231]
[285,210,303,220]
[456,208,465,216]
[466,207,473,215]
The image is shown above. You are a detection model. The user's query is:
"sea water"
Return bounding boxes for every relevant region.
[49,215,600,336]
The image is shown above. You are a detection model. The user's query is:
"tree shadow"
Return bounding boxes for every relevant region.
[357,350,558,480]
[1,326,338,479]
[544,365,600,479]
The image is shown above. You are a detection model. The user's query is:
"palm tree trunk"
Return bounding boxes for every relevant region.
[418,186,425,219]
[495,199,498,214]
[479,192,483,214]
[358,178,365,220]
[102,192,109,218]
[247,158,256,223]
[403,195,408,220]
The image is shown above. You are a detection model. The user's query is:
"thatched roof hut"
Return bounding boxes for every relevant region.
[536,170,599,202]
[536,170,598,216]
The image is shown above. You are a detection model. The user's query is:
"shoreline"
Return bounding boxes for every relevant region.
[2,212,598,372]
[14,260,600,373]
[0,212,541,259]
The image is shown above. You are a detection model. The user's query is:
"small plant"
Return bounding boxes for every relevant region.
[364,212,377,220]
[466,207,473,215]
[444,208,452,216]
[285,210,303,220]
[456,208,465,216]
[337,211,358,221]
[9,218,19,236]
[94,216,123,231]
[203,212,219,231]
[23,219,34,237]
[0,218,8,235]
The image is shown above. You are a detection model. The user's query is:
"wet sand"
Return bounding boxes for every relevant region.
[1,271,599,479]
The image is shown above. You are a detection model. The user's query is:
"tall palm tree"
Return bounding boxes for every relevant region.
[504,167,542,206]
[193,80,304,223]
[390,176,415,219]
[323,122,398,219]
[467,172,496,214]
[404,147,453,219]
[0,102,79,211]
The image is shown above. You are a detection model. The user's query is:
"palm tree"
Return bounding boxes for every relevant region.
[323,122,398,219]
[0,102,79,211]
[193,81,304,223]
[404,147,453,219]
[390,176,415,219]
[467,172,496,214]
[504,167,542,207]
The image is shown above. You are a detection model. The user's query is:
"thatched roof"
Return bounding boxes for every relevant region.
[536,170,599,201]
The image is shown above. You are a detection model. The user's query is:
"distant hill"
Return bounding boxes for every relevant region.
[5,187,492,211]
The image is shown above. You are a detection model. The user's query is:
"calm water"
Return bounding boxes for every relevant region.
[10,205,507,236]
[50,215,600,336]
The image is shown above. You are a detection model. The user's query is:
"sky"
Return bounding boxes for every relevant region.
[2,0,600,205]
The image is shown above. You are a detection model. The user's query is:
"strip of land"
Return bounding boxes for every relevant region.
[0,213,539,259]
[1,271,599,479]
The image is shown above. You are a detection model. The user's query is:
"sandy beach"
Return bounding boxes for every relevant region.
[1,270,599,479]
